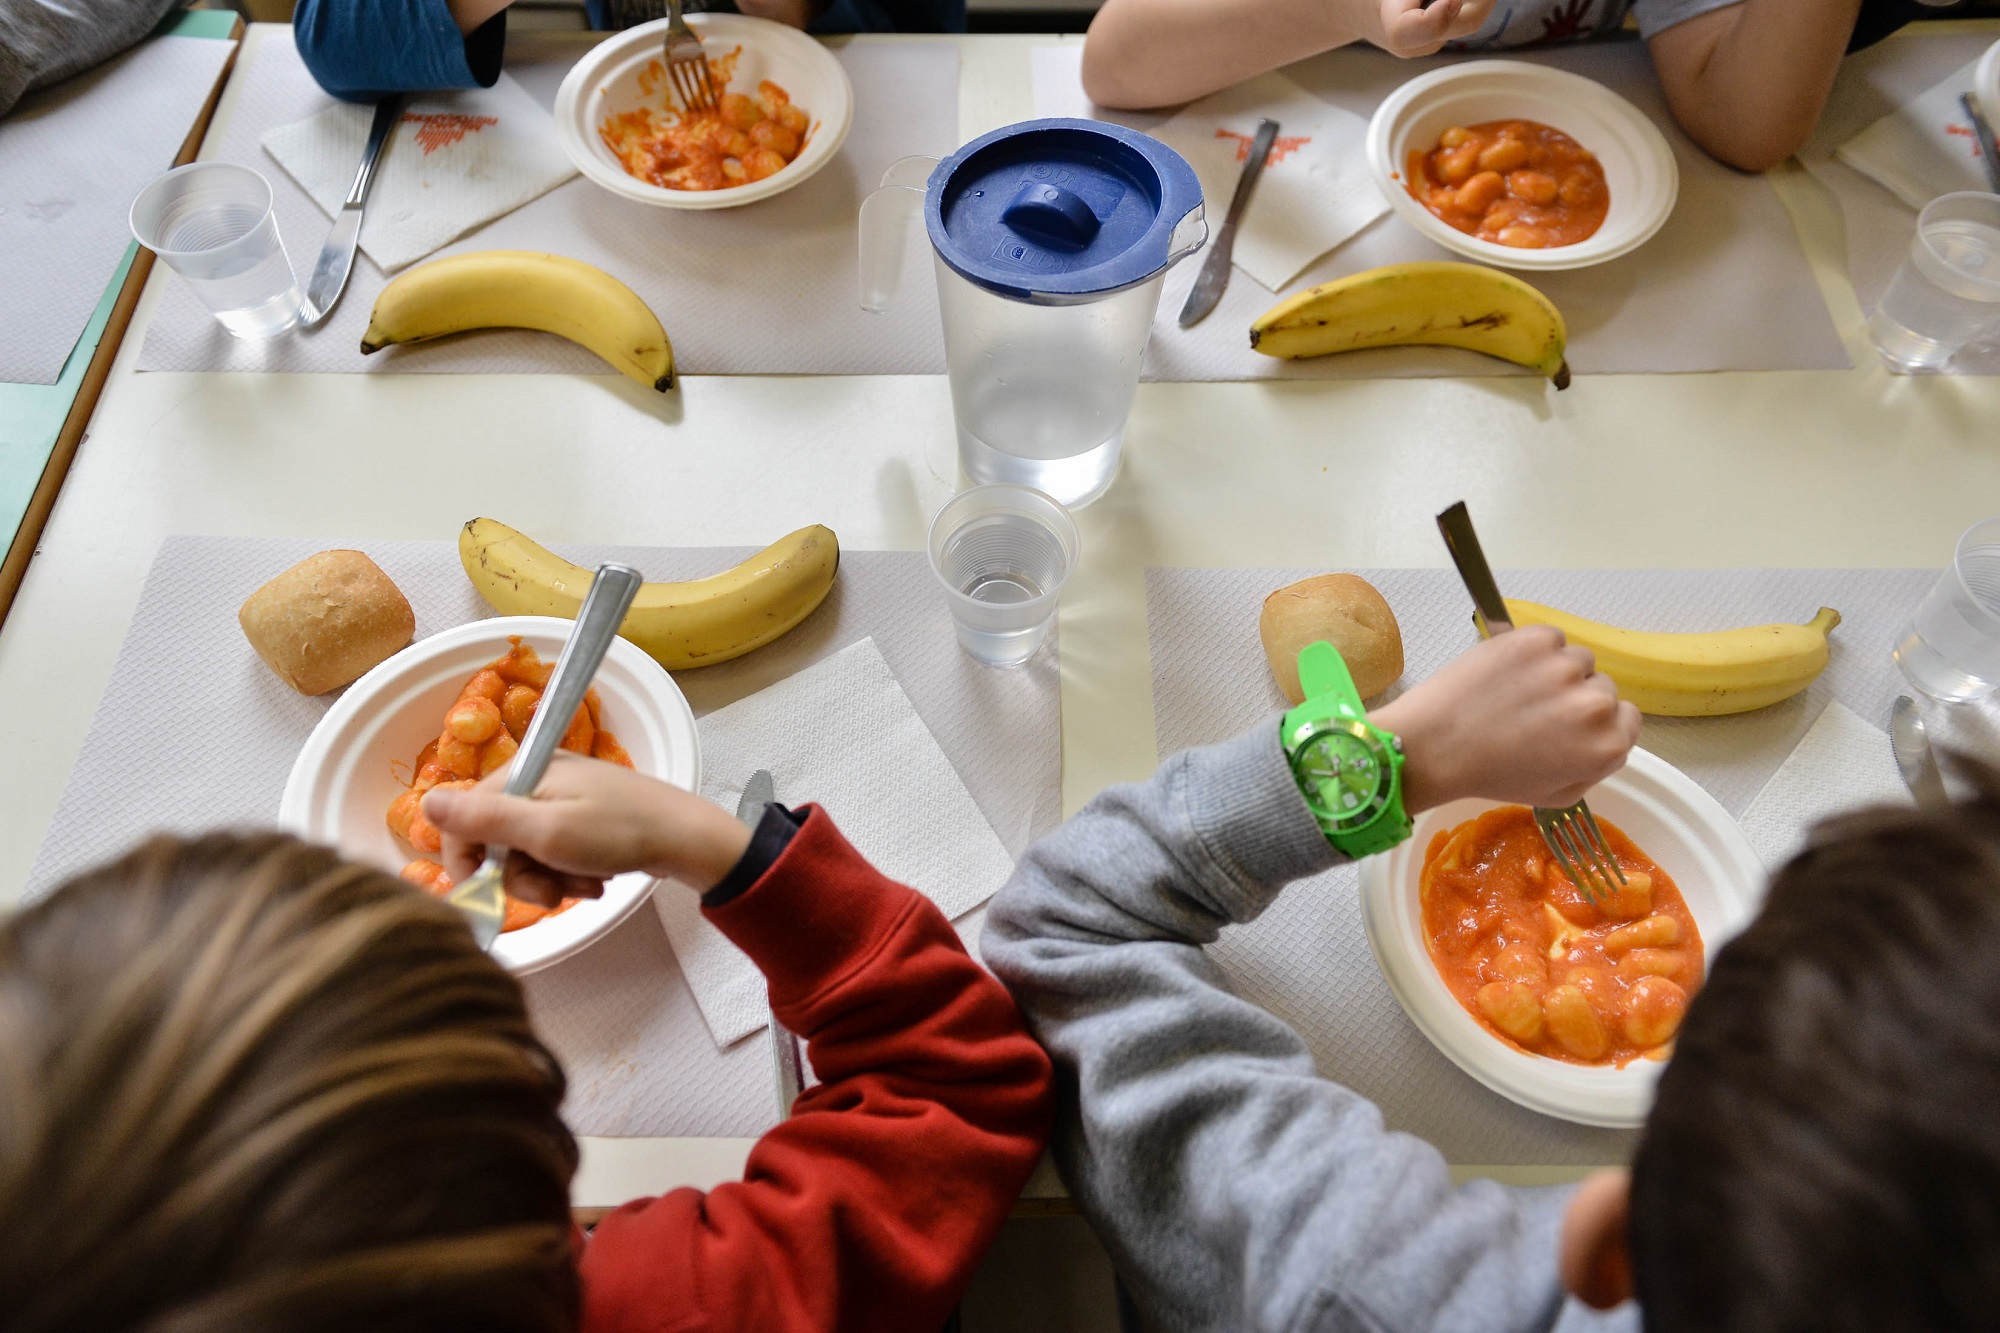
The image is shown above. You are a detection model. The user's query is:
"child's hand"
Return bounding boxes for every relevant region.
[1371,626,1641,814]
[1370,0,1494,57]
[422,752,752,907]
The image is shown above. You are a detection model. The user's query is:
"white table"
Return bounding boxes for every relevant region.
[4,23,1999,1211]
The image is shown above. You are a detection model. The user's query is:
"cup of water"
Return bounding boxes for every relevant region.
[1895,516,2000,702]
[1866,192,2000,372]
[130,163,303,339]
[927,484,1079,668]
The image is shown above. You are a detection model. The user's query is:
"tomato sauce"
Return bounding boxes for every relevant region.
[599,48,812,192]
[387,637,636,933]
[1406,120,1609,249]
[1420,806,1703,1067]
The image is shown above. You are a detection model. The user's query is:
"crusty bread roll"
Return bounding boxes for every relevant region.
[1260,573,1404,704]
[240,551,415,696]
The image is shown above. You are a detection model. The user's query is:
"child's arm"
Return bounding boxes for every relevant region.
[981,630,1640,1333]
[1644,0,1863,171]
[425,762,1054,1333]
[1079,0,1493,111]
[292,0,510,103]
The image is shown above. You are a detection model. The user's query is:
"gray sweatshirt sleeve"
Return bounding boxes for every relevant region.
[0,0,185,117]
[982,722,1637,1333]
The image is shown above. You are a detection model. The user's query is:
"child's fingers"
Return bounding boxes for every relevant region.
[424,785,558,880]
[502,851,604,908]
[1381,0,1459,55]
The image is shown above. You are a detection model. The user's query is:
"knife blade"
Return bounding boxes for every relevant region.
[1960,93,2000,194]
[299,96,401,329]
[1178,118,1280,329]
[736,769,806,1117]
[1435,500,1516,638]
[1890,695,1951,808]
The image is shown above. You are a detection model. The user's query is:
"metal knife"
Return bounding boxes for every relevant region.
[1436,500,1516,638]
[299,96,401,329]
[1960,94,2000,195]
[1890,695,1950,808]
[1178,117,1280,329]
[736,769,806,1117]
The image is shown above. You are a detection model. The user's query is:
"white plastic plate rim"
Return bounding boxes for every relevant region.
[1979,41,2000,138]
[279,616,703,975]
[1358,747,1760,1128]
[1365,60,1680,272]
[553,13,856,211]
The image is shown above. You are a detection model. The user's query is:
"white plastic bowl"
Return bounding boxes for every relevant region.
[1366,60,1678,272]
[1358,748,1760,1128]
[1978,41,2000,144]
[554,13,854,210]
[278,617,702,974]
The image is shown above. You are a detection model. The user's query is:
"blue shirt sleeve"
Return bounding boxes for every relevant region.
[293,0,506,101]
[809,0,964,35]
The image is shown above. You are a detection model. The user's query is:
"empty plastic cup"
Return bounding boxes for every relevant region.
[928,485,1080,667]
[130,162,303,339]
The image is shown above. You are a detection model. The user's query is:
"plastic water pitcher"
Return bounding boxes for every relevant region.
[859,119,1205,508]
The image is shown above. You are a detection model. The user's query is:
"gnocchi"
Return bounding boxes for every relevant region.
[1407,120,1609,249]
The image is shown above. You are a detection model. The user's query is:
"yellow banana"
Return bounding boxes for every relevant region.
[1250,261,1569,387]
[362,251,674,392]
[460,517,838,670]
[1505,599,1842,717]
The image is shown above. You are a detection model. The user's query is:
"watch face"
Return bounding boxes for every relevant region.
[1292,725,1392,830]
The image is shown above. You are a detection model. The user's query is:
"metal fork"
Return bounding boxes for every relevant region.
[660,0,718,113]
[445,563,644,948]
[1435,502,1629,904]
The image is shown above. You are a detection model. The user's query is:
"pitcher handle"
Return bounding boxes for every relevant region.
[1166,201,1209,269]
[859,156,938,313]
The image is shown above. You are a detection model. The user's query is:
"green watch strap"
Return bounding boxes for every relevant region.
[1295,640,1364,722]
[1284,640,1411,858]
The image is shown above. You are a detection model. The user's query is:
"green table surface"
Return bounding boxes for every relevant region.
[0,8,240,564]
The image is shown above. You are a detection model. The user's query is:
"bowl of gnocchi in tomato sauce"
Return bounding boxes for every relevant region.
[1366,61,1678,272]
[1359,748,1759,1128]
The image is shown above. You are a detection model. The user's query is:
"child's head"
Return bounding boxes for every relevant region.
[1562,765,2000,1329]
[0,832,580,1333]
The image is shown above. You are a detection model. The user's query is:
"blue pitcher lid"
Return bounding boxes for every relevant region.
[925,118,1203,303]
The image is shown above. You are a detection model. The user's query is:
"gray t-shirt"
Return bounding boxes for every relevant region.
[0,0,185,117]
[1445,0,1740,49]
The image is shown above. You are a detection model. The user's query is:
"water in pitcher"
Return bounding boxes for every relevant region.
[1896,537,2000,701]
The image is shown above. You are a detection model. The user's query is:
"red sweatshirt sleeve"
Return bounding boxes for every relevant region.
[578,805,1054,1333]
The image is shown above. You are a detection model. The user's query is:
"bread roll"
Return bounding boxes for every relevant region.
[240,551,414,695]
[1260,573,1403,704]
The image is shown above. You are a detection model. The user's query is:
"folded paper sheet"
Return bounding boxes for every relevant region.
[1737,701,1911,872]
[653,636,1018,1047]
[1150,73,1387,292]
[262,74,577,273]
[1836,57,1995,211]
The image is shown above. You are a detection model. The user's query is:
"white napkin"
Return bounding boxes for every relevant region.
[653,637,1017,1047]
[261,74,576,273]
[1151,72,1388,292]
[1737,702,1912,875]
[1835,56,1994,210]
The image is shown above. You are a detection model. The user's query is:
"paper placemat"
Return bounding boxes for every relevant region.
[0,35,236,384]
[26,535,1059,1137]
[1032,43,1851,380]
[1145,565,2000,1163]
[138,32,953,378]
[1799,29,2000,377]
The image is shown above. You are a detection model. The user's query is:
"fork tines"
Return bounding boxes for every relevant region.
[666,45,718,112]
[1536,804,1629,904]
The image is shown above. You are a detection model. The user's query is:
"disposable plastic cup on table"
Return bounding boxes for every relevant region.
[1895,516,2000,703]
[927,485,1079,668]
[130,162,303,339]
[1866,192,2000,372]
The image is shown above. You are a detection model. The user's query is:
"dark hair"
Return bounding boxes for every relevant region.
[0,832,581,1333]
[1631,761,2000,1332]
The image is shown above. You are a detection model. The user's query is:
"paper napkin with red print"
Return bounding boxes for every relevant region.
[1836,55,1994,211]
[1150,72,1387,292]
[261,73,577,273]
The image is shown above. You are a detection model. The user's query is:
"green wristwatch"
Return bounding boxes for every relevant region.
[1280,640,1412,859]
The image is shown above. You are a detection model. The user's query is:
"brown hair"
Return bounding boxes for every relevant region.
[1631,761,2000,1332]
[0,832,580,1333]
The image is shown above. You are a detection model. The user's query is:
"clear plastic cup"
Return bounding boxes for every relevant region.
[130,162,302,339]
[1867,192,2000,372]
[927,485,1079,668]
[1895,516,2000,702]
